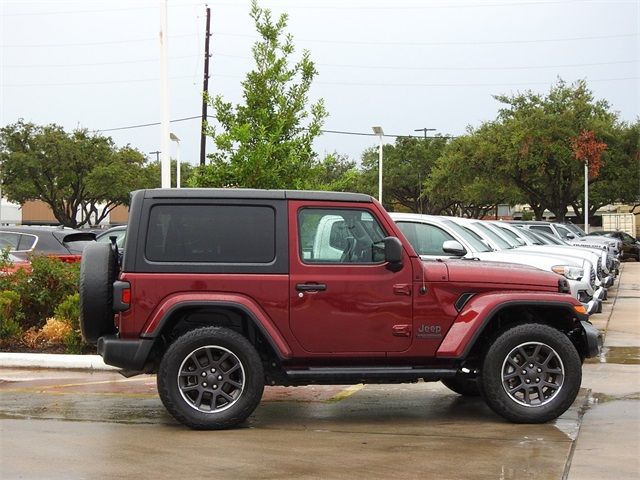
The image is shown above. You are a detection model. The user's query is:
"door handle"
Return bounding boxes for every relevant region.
[296,283,327,292]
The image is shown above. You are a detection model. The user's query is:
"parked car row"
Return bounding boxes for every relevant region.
[389,214,623,317]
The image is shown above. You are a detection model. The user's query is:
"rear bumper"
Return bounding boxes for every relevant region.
[97,335,154,371]
[580,321,603,358]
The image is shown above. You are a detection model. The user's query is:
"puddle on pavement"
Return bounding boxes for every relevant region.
[585,346,640,365]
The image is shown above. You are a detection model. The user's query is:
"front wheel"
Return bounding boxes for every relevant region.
[157,327,264,430]
[479,323,582,423]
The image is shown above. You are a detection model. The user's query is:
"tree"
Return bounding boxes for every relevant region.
[488,79,617,221]
[0,120,149,227]
[359,136,451,213]
[312,153,362,192]
[571,120,640,218]
[425,124,523,218]
[190,0,327,189]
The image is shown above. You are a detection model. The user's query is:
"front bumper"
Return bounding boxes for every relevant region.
[583,299,601,315]
[580,321,603,358]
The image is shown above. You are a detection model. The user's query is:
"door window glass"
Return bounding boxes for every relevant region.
[298,209,386,264]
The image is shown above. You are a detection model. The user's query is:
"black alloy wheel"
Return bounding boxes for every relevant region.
[157,326,264,430]
[479,323,582,423]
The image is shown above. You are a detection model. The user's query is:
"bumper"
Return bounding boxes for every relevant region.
[580,321,603,358]
[594,286,606,301]
[603,275,615,288]
[97,335,154,371]
[583,299,600,315]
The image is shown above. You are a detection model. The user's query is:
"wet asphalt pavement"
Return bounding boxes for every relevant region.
[1,263,639,480]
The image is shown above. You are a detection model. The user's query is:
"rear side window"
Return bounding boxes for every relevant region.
[146,204,276,263]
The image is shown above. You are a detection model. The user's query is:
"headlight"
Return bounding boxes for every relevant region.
[551,265,584,280]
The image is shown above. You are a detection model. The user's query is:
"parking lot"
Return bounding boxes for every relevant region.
[1,263,639,480]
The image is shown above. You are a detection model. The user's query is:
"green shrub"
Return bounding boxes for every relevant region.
[0,290,22,339]
[12,255,80,330]
[54,293,80,329]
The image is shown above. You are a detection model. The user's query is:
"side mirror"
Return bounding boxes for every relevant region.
[565,233,575,239]
[383,236,403,271]
[442,240,467,256]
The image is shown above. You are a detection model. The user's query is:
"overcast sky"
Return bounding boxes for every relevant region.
[1,0,638,168]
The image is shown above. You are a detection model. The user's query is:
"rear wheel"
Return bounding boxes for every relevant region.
[479,323,582,423]
[157,327,264,430]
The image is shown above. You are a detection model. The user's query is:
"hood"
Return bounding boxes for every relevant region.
[444,259,560,289]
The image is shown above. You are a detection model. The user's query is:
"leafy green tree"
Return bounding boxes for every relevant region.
[0,120,149,227]
[488,79,617,221]
[312,153,362,192]
[144,160,196,189]
[359,136,451,213]
[426,124,522,218]
[191,0,327,189]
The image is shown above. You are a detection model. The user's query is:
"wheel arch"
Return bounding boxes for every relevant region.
[437,297,588,364]
[144,300,290,368]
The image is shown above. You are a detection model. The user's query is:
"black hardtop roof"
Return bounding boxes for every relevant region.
[135,188,374,203]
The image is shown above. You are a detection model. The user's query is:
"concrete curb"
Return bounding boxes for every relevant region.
[0,352,117,371]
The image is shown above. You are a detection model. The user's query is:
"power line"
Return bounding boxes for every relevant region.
[214,52,637,72]
[96,116,453,139]
[4,54,200,68]
[2,75,195,87]
[3,33,199,48]
[0,3,203,17]
[212,31,638,47]
[96,116,202,133]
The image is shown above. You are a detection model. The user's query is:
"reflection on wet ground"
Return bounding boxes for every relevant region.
[585,346,640,365]
[0,370,586,479]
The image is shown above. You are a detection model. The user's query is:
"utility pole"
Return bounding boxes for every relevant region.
[200,5,211,166]
[159,0,171,188]
[414,127,436,138]
[149,151,161,162]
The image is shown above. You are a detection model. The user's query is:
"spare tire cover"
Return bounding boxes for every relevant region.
[79,242,117,343]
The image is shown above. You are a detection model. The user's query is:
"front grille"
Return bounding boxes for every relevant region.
[597,263,604,279]
[590,267,596,288]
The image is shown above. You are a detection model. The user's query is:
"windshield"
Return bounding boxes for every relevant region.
[471,222,514,249]
[494,224,532,245]
[441,219,492,252]
[563,223,586,237]
[533,230,565,245]
[516,227,548,245]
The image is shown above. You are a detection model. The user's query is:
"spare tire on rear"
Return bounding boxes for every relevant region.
[80,242,118,343]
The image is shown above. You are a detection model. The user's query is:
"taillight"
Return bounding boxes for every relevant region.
[113,281,131,312]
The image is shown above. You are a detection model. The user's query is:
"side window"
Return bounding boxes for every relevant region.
[145,204,276,263]
[396,222,455,256]
[0,232,21,250]
[530,225,554,235]
[16,234,37,251]
[298,208,387,264]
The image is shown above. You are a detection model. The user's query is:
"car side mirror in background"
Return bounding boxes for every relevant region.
[565,233,575,239]
[442,240,467,257]
[383,237,403,271]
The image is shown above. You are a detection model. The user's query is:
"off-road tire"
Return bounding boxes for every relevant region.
[79,242,117,343]
[157,327,265,430]
[442,375,481,396]
[479,323,581,423]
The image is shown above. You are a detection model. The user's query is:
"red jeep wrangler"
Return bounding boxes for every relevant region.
[80,189,601,429]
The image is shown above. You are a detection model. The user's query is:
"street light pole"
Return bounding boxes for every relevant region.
[584,160,589,233]
[372,126,384,205]
[159,0,171,188]
[170,133,181,188]
[414,127,436,138]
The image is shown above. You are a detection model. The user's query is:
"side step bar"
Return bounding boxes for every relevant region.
[284,367,457,384]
